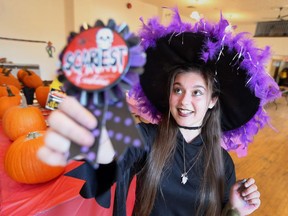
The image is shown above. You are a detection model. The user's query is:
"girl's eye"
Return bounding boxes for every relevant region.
[193,90,203,96]
[173,88,182,94]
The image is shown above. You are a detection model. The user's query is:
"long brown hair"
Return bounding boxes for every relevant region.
[134,66,225,216]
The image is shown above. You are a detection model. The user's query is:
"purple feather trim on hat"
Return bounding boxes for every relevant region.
[129,7,281,157]
[128,45,146,67]
[128,83,161,123]
[221,108,272,157]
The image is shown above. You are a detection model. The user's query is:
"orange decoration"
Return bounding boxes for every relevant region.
[0,68,22,89]
[35,81,50,108]
[2,105,47,141]
[0,84,20,97]
[4,131,65,184]
[17,68,29,81]
[0,85,21,119]
[21,69,43,89]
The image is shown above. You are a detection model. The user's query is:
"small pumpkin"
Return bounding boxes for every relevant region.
[0,84,20,97]
[0,68,22,89]
[35,81,50,108]
[2,105,47,141]
[4,131,65,184]
[21,69,43,89]
[0,85,21,119]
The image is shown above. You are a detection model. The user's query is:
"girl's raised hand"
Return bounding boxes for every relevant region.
[37,96,97,166]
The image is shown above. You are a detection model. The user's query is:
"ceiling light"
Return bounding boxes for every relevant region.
[190,11,201,20]
[225,24,234,33]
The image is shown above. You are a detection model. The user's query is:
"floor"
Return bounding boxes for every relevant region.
[229,96,288,216]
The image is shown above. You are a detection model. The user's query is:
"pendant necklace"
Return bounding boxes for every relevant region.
[181,139,201,185]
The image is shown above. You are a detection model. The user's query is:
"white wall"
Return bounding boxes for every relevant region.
[232,23,288,76]
[0,0,66,80]
[73,0,159,33]
[0,0,287,80]
[0,0,158,80]
[236,24,288,57]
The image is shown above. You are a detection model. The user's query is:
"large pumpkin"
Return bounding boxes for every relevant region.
[0,84,20,97]
[4,131,65,184]
[0,85,21,118]
[2,105,47,141]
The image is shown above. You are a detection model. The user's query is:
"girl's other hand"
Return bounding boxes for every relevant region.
[229,178,261,216]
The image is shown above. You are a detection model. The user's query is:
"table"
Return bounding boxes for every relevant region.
[0,121,136,216]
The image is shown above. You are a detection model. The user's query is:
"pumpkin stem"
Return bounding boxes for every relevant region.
[26,131,43,140]
[2,68,12,76]
[43,80,51,86]
[5,85,16,97]
[24,69,33,76]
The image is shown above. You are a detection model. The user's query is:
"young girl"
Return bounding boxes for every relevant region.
[39,66,260,216]
[38,8,279,216]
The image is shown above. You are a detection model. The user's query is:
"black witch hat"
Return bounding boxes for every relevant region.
[129,8,281,157]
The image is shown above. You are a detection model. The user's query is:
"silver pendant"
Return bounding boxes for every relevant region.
[181,173,188,184]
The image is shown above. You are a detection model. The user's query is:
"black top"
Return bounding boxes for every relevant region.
[66,123,236,215]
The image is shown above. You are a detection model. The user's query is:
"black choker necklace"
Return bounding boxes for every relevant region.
[178,125,202,130]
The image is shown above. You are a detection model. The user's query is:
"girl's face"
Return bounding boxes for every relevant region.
[169,72,217,128]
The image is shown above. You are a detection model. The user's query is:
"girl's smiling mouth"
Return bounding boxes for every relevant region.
[177,108,194,117]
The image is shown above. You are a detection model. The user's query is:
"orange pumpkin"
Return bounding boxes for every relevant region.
[0,85,22,118]
[4,131,65,184]
[21,69,43,89]
[0,84,20,97]
[2,105,47,141]
[17,68,29,81]
[35,81,50,108]
[0,68,22,89]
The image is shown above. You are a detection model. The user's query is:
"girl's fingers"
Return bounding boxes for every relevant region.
[38,96,99,166]
[44,129,71,153]
[48,110,95,146]
[37,146,67,167]
[247,197,261,207]
[243,191,261,201]
[58,96,97,130]
[242,184,258,196]
[243,178,255,188]
[245,197,261,211]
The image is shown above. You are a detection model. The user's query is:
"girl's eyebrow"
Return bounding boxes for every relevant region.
[173,82,206,90]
